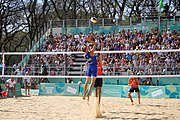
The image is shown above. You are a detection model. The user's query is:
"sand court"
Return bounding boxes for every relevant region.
[0,96,180,120]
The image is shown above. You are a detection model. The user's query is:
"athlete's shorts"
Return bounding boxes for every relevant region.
[128,87,140,93]
[87,65,97,77]
[94,78,103,87]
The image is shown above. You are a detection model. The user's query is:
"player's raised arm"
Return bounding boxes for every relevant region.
[128,78,132,86]
[136,78,140,85]
[99,42,103,64]
[86,37,97,52]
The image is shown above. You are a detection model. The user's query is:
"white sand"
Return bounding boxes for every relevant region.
[0,96,180,120]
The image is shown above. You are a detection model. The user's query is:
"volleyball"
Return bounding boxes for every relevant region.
[90,17,97,23]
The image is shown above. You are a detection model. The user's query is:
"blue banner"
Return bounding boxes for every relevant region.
[39,83,79,96]
[38,83,180,99]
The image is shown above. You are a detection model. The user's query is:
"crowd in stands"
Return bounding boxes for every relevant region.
[28,27,180,76]
[0,27,180,85]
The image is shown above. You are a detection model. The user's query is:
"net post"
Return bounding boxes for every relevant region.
[2,47,4,77]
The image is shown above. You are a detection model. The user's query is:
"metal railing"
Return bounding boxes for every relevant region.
[51,16,180,27]
[50,16,180,36]
[1,63,179,76]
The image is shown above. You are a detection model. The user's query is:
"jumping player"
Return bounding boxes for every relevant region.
[94,42,103,104]
[128,73,140,105]
[81,36,97,101]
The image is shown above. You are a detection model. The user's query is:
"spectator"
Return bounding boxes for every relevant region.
[14,66,23,87]
[142,77,154,86]
[25,28,180,76]
[23,73,32,96]
[31,78,37,89]
[102,60,109,75]
[13,62,19,72]
[22,64,28,75]
[66,74,73,83]
[40,68,49,83]
[14,66,22,76]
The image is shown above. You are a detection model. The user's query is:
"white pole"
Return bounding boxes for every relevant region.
[2,48,4,76]
[130,17,132,26]
[102,18,104,26]
[75,19,78,28]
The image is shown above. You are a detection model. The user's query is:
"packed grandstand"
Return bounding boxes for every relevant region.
[1,27,179,80]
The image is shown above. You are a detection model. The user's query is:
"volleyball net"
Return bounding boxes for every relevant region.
[0,49,180,81]
[1,49,179,98]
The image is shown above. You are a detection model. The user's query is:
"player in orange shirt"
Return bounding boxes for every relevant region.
[94,51,103,104]
[128,73,140,105]
[93,42,103,118]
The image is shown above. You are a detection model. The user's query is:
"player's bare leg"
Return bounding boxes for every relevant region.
[95,88,98,97]
[138,92,140,104]
[28,87,30,95]
[86,76,96,102]
[128,92,134,105]
[99,87,102,104]
[13,88,16,98]
[83,76,90,100]
[95,87,102,118]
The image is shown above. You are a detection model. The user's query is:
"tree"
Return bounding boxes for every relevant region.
[21,0,51,48]
[0,0,29,65]
[0,0,51,65]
